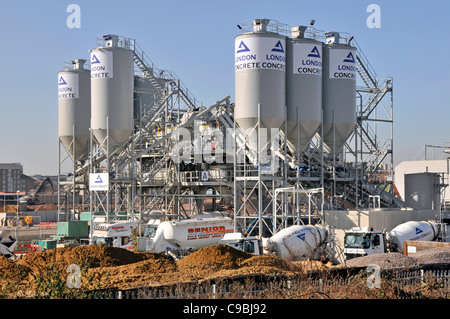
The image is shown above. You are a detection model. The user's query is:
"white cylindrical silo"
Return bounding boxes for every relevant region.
[321,31,357,155]
[58,59,91,161]
[90,35,134,155]
[286,26,323,153]
[234,19,286,147]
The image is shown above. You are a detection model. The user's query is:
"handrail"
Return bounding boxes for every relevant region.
[95,35,202,110]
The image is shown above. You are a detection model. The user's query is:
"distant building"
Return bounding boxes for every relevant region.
[0,163,25,192]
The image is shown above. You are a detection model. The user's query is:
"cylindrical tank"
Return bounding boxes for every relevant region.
[58,59,91,161]
[286,26,323,153]
[266,224,327,261]
[321,31,357,155]
[152,214,234,253]
[90,35,134,155]
[404,173,441,210]
[234,19,286,148]
[387,221,439,253]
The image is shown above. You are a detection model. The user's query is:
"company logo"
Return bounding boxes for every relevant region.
[271,40,284,53]
[297,233,306,241]
[236,41,250,53]
[95,175,103,183]
[307,46,321,58]
[58,76,67,85]
[415,227,423,235]
[343,52,355,63]
[91,54,100,64]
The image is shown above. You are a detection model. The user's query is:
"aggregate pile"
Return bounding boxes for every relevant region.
[344,247,450,269]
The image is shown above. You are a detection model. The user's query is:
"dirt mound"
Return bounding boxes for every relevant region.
[0,256,29,282]
[239,254,292,271]
[34,203,58,211]
[16,244,155,278]
[0,205,19,213]
[344,252,418,270]
[86,254,178,289]
[177,244,252,273]
[3,243,449,296]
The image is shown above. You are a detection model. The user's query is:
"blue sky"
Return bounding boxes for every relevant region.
[0,0,449,175]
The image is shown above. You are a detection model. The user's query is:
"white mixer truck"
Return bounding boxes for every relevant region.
[220,224,330,261]
[344,220,440,260]
[137,213,234,257]
[92,221,138,251]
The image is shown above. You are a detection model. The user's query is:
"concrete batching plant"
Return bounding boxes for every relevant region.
[56,19,401,244]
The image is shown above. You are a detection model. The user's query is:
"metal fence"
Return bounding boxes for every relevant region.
[79,267,450,299]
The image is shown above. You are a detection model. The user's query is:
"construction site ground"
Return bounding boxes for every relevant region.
[0,240,448,299]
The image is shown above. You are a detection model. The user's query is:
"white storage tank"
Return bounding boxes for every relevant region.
[321,31,357,155]
[404,172,441,210]
[387,221,439,253]
[286,26,323,153]
[234,19,286,147]
[266,224,327,261]
[90,35,134,155]
[58,59,91,161]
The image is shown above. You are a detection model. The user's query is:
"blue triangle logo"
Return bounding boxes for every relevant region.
[95,175,103,183]
[415,227,423,235]
[91,54,100,64]
[237,41,250,53]
[343,52,355,63]
[297,233,306,241]
[58,76,67,85]
[307,46,321,58]
[271,40,284,53]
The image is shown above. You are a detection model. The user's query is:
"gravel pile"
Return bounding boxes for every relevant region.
[414,246,450,265]
[345,247,450,270]
[345,252,418,270]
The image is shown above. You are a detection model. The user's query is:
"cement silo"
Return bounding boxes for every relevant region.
[234,19,286,146]
[90,35,134,155]
[286,26,323,153]
[321,32,357,155]
[58,59,91,161]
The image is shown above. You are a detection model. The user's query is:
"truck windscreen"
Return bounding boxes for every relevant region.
[93,237,113,246]
[344,233,371,249]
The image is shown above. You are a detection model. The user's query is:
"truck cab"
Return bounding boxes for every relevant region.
[92,221,138,251]
[344,227,386,260]
[143,218,161,238]
[219,233,264,255]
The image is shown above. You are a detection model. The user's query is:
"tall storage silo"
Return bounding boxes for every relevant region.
[286,26,323,153]
[321,31,357,155]
[234,19,286,148]
[90,35,134,155]
[58,59,91,161]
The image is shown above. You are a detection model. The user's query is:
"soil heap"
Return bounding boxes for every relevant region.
[1,243,448,296]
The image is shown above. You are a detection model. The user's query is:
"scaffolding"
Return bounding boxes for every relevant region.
[57,30,397,240]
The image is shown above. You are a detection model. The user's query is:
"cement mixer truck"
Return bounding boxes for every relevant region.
[137,213,234,257]
[219,224,330,261]
[344,220,440,260]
